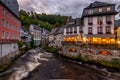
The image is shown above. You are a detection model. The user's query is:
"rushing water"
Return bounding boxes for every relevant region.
[8,48,51,80]
[0,48,120,80]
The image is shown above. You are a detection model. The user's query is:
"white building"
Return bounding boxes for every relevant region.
[82,1,118,44]
[63,18,83,42]
[29,24,42,46]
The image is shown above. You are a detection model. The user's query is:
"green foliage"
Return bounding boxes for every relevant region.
[18,41,24,48]
[43,46,58,54]
[30,36,35,48]
[19,10,67,31]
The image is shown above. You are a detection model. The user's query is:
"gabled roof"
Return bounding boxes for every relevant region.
[54,27,64,35]
[31,24,42,30]
[49,28,59,35]
[74,18,83,26]
[64,22,76,28]
[86,1,115,9]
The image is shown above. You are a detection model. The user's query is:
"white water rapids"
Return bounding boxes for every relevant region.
[8,48,52,80]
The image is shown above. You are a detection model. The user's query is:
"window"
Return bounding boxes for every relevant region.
[106,16,111,21]
[98,8,102,12]
[66,28,69,34]
[106,26,111,34]
[107,7,111,12]
[6,32,8,39]
[97,26,102,34]
[2,31,5,39]
[97,17,103,25]
[2,19,5,27]
[70,27,73,33]
[88,17,93,25]
[88,9,93,14]
[88,27,92,34]
[74,27,77,33]
[79,27,83,33]
[2,8,5,15]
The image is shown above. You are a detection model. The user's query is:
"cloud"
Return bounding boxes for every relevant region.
[17,0,120,18]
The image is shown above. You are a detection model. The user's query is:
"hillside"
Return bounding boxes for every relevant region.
[19,10,67,31]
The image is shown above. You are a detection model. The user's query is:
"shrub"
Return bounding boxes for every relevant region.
[43,46,58,54]
[18,41,24,48]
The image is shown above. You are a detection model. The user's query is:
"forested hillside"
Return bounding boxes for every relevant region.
[19,10,67,31]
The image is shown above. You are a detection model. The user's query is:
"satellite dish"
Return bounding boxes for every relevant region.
[115,3,120,12]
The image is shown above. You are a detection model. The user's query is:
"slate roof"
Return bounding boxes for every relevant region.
[49,28,59,35]
[115,20,120,29]
[82,1,118,17]
[0,1,20,20]
[86,1,115,9]
[64,23,76,28]
[54,27,64,35]
[74,18,84,26]
[31,24,42,30]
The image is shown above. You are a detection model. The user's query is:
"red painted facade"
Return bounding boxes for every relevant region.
[0,4,21,43]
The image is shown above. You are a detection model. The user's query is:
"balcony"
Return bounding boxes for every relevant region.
[88,22,93,25]
[66,32,69,34]
[69,31,73,34]
[88,32,93,34]
[106,32,111,34]
[98,32,103,34]
[79,31,83,33]
[106,21,112,24]
[74,31,77,33]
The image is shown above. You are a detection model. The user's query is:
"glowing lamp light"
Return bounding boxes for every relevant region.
[111,39,115,42]
[118,41,120,44]
[103,39,106,41]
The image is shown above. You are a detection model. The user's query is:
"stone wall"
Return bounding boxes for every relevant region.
[62,44,120,62]
[0,50,20,66]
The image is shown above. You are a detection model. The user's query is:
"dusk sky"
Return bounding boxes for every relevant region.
[17,0,120,18]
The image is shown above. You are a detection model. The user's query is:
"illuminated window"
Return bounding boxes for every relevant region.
[107,7,111,11]
[98,8,102,12]
[97,17,103,25]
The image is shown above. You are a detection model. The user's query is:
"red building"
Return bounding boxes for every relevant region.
[0,3,21,43]
[0,1,21,59]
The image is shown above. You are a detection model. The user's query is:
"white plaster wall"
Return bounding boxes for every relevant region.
[0,43,18,58]
[83,15,115,35]
[64,28,66,35]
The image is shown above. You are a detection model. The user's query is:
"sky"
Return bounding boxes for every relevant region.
[17,0,120,18]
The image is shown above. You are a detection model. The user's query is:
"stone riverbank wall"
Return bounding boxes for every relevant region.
[0,50,20,66]
[61,42,120,62]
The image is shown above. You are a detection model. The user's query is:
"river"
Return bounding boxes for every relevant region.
[0,47,120,80]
